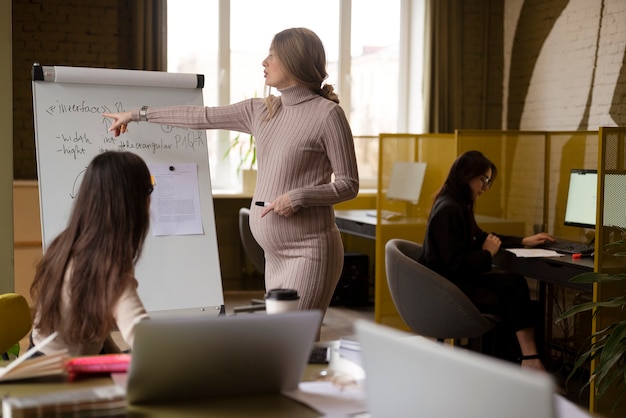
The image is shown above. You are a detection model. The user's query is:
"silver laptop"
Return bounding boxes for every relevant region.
[126,310,322,404]
[356,320,556,418]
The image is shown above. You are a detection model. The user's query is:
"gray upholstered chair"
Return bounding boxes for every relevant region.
[235,208,266,314]
[385,239,496,342]
[238,207,265,273]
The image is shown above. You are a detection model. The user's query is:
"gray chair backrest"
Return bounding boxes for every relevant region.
[385,239,494,339]
[238,207,265,273]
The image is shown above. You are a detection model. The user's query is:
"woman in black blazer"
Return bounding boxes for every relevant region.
[419,150,554,372]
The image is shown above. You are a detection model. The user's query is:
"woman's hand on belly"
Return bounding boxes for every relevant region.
[261,193,295,218]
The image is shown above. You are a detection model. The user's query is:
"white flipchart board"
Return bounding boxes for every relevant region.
[31,65,224,316]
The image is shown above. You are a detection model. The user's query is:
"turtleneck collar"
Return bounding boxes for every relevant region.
[278,84,318,106]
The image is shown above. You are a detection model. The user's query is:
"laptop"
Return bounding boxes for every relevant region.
[125,310,322,404]
[355,320,556,418]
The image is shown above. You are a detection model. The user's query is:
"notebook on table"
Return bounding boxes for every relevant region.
[125,310,322,405]
[356,320,556,418]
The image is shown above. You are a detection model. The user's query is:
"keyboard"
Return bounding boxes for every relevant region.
[365,210,403,220]
[541,239,594,255]
[308,346,330,364]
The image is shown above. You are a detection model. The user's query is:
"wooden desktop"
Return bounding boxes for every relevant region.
[0,361,335,417]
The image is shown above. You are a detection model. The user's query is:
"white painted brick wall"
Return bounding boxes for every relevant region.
[505,0,626,131]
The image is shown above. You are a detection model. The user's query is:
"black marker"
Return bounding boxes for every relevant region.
[255,201,271,207]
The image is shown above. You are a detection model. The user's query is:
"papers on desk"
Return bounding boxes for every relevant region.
[282,381,367,417]
[0,332,68,382]
[506,248,564,258]
[283,340,368,417]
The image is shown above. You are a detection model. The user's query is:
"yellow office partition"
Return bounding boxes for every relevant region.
[456,130,547,237]
[374,133,455,327]
[371,129,623,414]
[546,131,598,242]
[373,130,601,333]
[375,131,545,327]
[591,127,626,416]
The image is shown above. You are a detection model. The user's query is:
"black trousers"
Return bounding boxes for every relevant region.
[459,271,535,333]
[458,272,540,361]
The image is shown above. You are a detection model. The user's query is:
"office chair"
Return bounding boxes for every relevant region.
[238,207,265,273]
[0,293,32,359]
[385,239,497,348]
[235,207,266,314]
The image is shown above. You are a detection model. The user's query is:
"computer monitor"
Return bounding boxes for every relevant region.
[564,169,597,229]
[386,161,427,204]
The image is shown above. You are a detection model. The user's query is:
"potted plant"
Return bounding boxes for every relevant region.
[224,132,257,193]
[557,240,626,412]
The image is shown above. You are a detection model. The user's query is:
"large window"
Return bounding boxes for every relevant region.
[168,0,422,191]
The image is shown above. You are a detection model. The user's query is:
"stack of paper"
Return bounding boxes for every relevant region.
[339,335,361,351]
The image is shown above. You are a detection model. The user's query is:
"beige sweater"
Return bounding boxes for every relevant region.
[32,266,149,356]
[135,85,359,313]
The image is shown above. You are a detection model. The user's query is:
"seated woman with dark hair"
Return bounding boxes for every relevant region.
[30,151,153,356]
[419,150,555,372]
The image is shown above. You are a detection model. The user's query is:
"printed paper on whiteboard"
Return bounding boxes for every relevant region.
[148,163,203,236]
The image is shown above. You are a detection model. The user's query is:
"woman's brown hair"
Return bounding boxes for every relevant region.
[435,150,498,210]
[265,27,339,116]
[31,151,152,344]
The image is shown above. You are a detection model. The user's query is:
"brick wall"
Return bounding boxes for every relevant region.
[504,0,626,131]
[12,0,133,179]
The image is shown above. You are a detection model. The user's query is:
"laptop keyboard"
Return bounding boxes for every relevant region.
[541,239,594,255]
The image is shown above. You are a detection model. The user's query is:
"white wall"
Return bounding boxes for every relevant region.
[505,0,626,131]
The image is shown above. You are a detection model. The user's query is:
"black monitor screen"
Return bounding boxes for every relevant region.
[564,169,597,229]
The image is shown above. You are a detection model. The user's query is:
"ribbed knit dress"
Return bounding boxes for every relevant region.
[136,85,359,314]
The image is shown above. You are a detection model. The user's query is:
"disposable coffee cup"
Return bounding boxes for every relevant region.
[265,288,300,314]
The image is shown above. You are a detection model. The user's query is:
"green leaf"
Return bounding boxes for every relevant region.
[557,298,626,321]
[7,343,20,357]
[569,272,626,283]
[223,132,256,173]
[556,269,626,409]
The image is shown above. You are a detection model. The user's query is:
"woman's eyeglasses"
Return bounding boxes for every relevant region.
[480,175,492,189]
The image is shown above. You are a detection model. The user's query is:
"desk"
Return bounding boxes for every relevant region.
[335,209,377,239]
[493,250,595,385]
[335,210,529,240]
[0,366,330,417]
[335,210,594,292]
[493,251,593,292]
[0,351,593,418]
[0,341,367,418]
